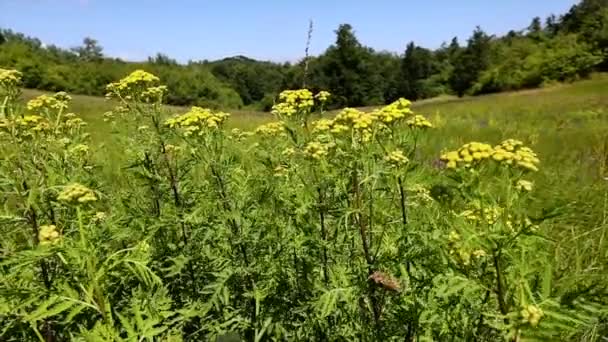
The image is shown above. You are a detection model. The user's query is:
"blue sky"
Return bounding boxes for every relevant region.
[1,0,578,63]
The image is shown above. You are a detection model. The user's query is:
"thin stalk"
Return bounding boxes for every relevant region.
[493,250,509,318]
[317,187,329,284]
[397,176,408,226]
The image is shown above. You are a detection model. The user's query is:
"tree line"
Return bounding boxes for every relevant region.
[1,0,606,110]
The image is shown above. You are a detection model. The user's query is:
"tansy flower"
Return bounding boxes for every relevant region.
[385,150,409,167]
[406,115,433,129]
[271,89,314,118]
[57,183,97,205]
[27,92,71,112]
[516,180,534,192]
[255,121,285,136]
[304,141,333,160]
[38,225,61,245]
[0,68,22,89]
[521,305,544,327]
[373,98,412,124]
[312,118,333,133]
[165,107,230,135]
[69,144,89,155]
[314,90,331,102]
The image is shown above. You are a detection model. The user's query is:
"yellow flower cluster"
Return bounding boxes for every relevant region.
[310,108,378,140]
[69,144,89,155]
[0,68,22,89]
[27,92,72,112]
[312,118,333,133]
[282,147,296,157]
[314,90,331,102]
[141,85,168,103]
[57,183,97,204]
[441,142,494,169]
[406,115,433,129]
[15,115,50,132]
[271,89,314,118]
[407,184,434,203]
[106,70,160,99]
[274,164,289,177]
[38,225,61,245]
[516,179,534,192]
[492,139,540,172]
[520,305,544,327]
[255,121,286,136]
[372,98,412,124]
[384,150,409,167]
[304,141,334,160]
[460,205,503,225]
[165,107,230,135]
[65,118,87,129]
[447,230,487,266]
[441,140,539,172]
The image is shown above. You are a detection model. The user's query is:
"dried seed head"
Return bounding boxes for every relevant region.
[369,271,401,292]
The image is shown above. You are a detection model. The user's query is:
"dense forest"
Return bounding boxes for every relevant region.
[1,0,607,109]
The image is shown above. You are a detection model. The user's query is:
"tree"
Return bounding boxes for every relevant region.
[528,17,543,40]
[71,37,103,61]
[149,53,177,65]
[400,42,437,100]
[321,24,384,107]
[449,27,492,96]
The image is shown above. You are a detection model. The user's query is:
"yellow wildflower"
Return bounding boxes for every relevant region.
[373,98,412,124]
[516,180,534,192]
[255,121,285,136]
[38,225,61,245]
[520,305,544,327]
[406,115,433,129]
[165,107,230,135]
[271,89,314,118]
[69,144,89,155]
[312,118,333,133]
[0,68,22,89]
[57,183,97,205]
[385,150,409,167]
[304,141,332,160]
[314,90,331,102]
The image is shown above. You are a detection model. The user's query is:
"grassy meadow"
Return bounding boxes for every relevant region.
[3,72,608,340]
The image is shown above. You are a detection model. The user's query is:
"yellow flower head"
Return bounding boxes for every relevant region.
[312,118,333,133]
[38,225,61,245]
[255,121,286,136]
[69,144,89,155]
[440,141,493,168]
[165,107,230,135]
[520,305,544,327]
[271,89,314,119]
[385,150,409,167]
[57,183,97,205]
[0,68,22,92]
[516,179,534,192]
[140,85,168,103]
[314,90,331,103]
[304,140,333,160]
[106,70,161,101]
[373,98,413,124]
[406,115,433,129]
[27,92,72,112]
[493,140,540,172]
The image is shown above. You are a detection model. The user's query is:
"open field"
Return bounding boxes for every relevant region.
[4,74,608,340]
